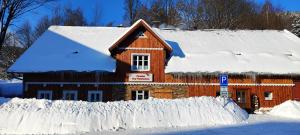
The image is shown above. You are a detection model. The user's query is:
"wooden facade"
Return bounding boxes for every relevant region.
[20,20,300,112]
[23,72,299,111]
[112,27,167,82]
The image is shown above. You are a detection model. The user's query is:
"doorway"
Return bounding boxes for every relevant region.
[236,89,248,109]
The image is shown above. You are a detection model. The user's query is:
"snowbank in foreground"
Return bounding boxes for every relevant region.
[269,100,300,119]
[0,97,248,134]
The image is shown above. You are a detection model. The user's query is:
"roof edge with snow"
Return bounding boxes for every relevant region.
[108,19,173,53]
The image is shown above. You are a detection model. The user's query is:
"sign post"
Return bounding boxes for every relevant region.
[220,74,228,106]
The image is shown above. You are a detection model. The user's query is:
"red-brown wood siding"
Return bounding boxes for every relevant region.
[293,82,300,101]
[24,73,297,109]
[112,26,167,82]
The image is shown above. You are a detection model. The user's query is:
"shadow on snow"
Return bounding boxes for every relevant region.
[157,121,300,135]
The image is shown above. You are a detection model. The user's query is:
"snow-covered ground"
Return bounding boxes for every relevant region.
[0,97,247,134]
[89,114,300,135]
[0,79,22,97]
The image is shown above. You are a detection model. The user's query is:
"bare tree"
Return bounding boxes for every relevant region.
[33,5,89,42]
[124,0,140,25]
[291,13,300,37]
[0,32,24,79]
[200,0,255,29]
[0,0,54,54]
[63,6,87,26]
[135,3,151,23]
[51,6,63,25]
[176,0,203,29]
[90,2,102,26]
[148,0,181,27]
[17,21,34,49]
[258,0,287,30]
[34,15,51,40]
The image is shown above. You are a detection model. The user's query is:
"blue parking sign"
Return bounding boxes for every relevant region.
[220,74,228,86]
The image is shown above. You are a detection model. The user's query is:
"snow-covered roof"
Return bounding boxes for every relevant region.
[8,26,128,72]
[162,29,300,74]
[8,23,300,74]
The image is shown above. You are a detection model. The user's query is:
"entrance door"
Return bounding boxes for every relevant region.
[236,89,248,108]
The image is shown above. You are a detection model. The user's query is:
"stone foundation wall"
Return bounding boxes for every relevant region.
[111,85,188,100]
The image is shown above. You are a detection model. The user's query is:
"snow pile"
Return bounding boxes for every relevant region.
[0,79,22,97]
[0,96,248,134]
[216,97,249,120]
[269,100,300,119]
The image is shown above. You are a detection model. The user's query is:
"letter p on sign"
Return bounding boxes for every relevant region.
[220,74,228,86]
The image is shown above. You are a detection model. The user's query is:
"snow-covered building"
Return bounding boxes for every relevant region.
[8,19,300,111]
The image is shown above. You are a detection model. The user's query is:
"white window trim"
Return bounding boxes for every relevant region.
[63,90,78,100]
[37,90,52,100]
[131,53,151,71]
[88,90,103,102]
[133,90,149,100]
[264,92,273,100]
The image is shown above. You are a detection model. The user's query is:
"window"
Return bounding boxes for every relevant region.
[131,54,150,71]
[136,31,147,38]
[63,90,78,100]
[37,90,52,100]
[131,90,149,100]
[236,91,246,103]
[88,90,103,102]
[264,92,273,100]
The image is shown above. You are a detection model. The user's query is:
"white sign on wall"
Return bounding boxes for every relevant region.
[220,86,228,98]
[129,73,153,82]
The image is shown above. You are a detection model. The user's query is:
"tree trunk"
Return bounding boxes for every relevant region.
[0,30,6,53]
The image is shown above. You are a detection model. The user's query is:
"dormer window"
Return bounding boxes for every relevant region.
[131,53,150,71]
[136,31,147,38]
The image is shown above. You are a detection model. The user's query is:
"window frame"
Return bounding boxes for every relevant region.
[136,31,147,38]
[131,53,151,71]
[264,91,273,101]
[63,90,78,100]
[88,90,103,102]
[37,90,52,100]
[236,91,246,103]
[132,90,149,100]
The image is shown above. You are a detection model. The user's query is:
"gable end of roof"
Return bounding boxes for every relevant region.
[108,19,173,53]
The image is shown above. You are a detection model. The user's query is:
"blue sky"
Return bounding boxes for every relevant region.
[256,0,300,11]
[15,0,300,29]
